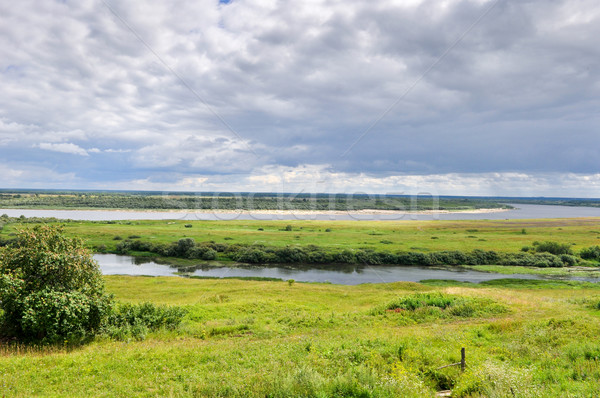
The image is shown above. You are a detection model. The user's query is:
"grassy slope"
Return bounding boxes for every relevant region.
[3,218,600,255]
[1,277,600,396]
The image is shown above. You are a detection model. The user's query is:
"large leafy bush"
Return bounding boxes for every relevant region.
[0,225,111,342]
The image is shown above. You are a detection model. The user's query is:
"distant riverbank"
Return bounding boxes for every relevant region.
[0,207,510,214]
[4,203,600,220]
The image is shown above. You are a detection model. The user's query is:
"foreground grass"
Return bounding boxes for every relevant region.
[3,217,600,255]
[2,276,600,397]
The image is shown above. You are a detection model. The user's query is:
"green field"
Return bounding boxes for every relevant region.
[2,218,600,396]
[3,217,600,254]
[2,276,600,396]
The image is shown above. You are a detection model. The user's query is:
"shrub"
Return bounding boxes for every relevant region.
[109,237,581,269]
[306,248,333,264]
[233,248,269,264]
[580,246,600,261]
[397,251,428,266]
[0,226,111,343]
[334,249,356,264]
[559,254,578,267]
[468,249,500,265]
[108,302,187,331]
[385,293,455,311]
[373,293,506,321]
[175,238,196,256]
[534,241,573,255]
[499,252,566,267]
[187,246,217,260]
[274,247,307,263]
[105,302,187,341]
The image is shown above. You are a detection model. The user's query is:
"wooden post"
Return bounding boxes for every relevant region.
[460,347,466,372]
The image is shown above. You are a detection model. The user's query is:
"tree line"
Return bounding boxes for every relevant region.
[0,191,511,211]
[112,238,600,268]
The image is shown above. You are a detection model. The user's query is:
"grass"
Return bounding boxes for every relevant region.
[2,218,600,395]
[2,276,600,396]
[3,217,600,255]
[466,264,600,278]
[421,278,600,289]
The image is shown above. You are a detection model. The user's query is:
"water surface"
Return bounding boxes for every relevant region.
[95,254,600,285]
[3,203,600,221]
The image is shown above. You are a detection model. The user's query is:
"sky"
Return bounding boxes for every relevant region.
[0,0,599,197]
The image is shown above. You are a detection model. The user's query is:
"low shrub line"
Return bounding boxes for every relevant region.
[111,238,600,268]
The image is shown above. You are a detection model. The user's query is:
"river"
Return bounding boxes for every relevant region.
[3,203,600,221]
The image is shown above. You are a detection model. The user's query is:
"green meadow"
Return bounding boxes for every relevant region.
[3,217,600,254]
[2,218,600,396]
[2,276,600,396]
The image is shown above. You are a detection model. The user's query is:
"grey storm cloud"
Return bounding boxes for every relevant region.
[0,0,599,195]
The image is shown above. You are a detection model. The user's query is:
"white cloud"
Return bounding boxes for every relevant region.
[104,149,132,153]
[0,0,599,195]
[86,165,600,198]
[0,164,79,188]
[37,142,89,156]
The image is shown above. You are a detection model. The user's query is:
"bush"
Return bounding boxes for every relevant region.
[385,293,455,311]
[580,246,600,261]
[334,250,356,264]
[187,246,217,260]
[105,302,187,341]
[373,293,506,321]
[534,241,573,255]
[274,247,307,263]
[108,237,582,268]
[0,226,111,343]
[233,248,270,264]
[176,238,196,256]
[108,302,187,330]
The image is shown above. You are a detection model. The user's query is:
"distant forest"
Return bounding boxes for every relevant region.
[495,198,600,208]
[0,190,516,211]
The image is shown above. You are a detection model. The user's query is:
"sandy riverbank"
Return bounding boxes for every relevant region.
[0,207,511,215]
[180,208,513,215]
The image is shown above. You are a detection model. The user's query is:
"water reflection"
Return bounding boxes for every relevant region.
[95,254,599,285]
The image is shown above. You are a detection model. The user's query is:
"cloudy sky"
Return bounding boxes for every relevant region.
[1,0,599,196]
